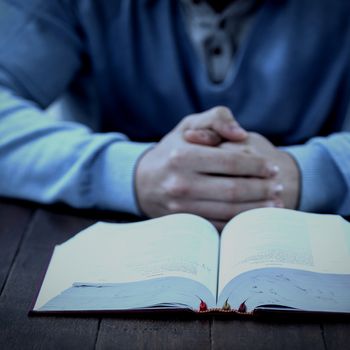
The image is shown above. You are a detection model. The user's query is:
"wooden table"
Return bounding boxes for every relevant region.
[0,198,349,349]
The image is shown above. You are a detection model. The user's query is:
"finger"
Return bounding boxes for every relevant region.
[184,129,222,146]
[219,142,253,153]
[171,199,284,221]
[180,106,248,141]
[173,144,279,178]
[181,176,284,202]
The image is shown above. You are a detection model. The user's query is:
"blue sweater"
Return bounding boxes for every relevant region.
[0,0,350,215]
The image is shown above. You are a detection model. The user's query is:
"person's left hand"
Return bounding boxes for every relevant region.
[185,130,301,210]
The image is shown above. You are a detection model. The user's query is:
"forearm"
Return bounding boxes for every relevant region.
[0,87,152,214]
[284,133,350,215]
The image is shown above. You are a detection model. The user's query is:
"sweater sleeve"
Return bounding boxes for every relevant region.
[283,133,350,215]
[0,87,152,214]
[0,0,152,214]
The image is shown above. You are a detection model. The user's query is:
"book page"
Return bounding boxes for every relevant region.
[218,208,350,295]
[34,214,219,310]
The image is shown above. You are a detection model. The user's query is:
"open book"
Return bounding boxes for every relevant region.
[32,208,350,315]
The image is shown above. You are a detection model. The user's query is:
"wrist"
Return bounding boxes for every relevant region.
[134,143,157,217]
[283,142,346,213]
[278,151,301,209]
[96,140,154,215]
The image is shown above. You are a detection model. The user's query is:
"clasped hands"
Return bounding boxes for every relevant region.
[136,107,300,230]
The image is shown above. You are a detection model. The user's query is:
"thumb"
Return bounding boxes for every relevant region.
[184,128,222,146]
[181,106,248,142]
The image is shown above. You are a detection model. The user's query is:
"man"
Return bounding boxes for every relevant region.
[0,0,349,229]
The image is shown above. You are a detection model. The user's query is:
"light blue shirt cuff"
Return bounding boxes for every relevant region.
[94,140,154,216]
[283,143,345,213]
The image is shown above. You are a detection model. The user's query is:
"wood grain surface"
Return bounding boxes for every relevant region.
[0,198,349,349]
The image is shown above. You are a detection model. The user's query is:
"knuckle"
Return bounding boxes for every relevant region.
[227,181,238,200]
[168,148,186,168]
[258,158,269,176]
[212,106,232,119]
[164,176,190,197]
[249,132,265,145]
[166,200,182,213]
[180,114,196,128]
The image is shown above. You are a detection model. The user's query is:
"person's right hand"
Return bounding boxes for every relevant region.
[135,107,282,230]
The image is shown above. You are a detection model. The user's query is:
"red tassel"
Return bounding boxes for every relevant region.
[238,301,247,313]
[199,299,208,312]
